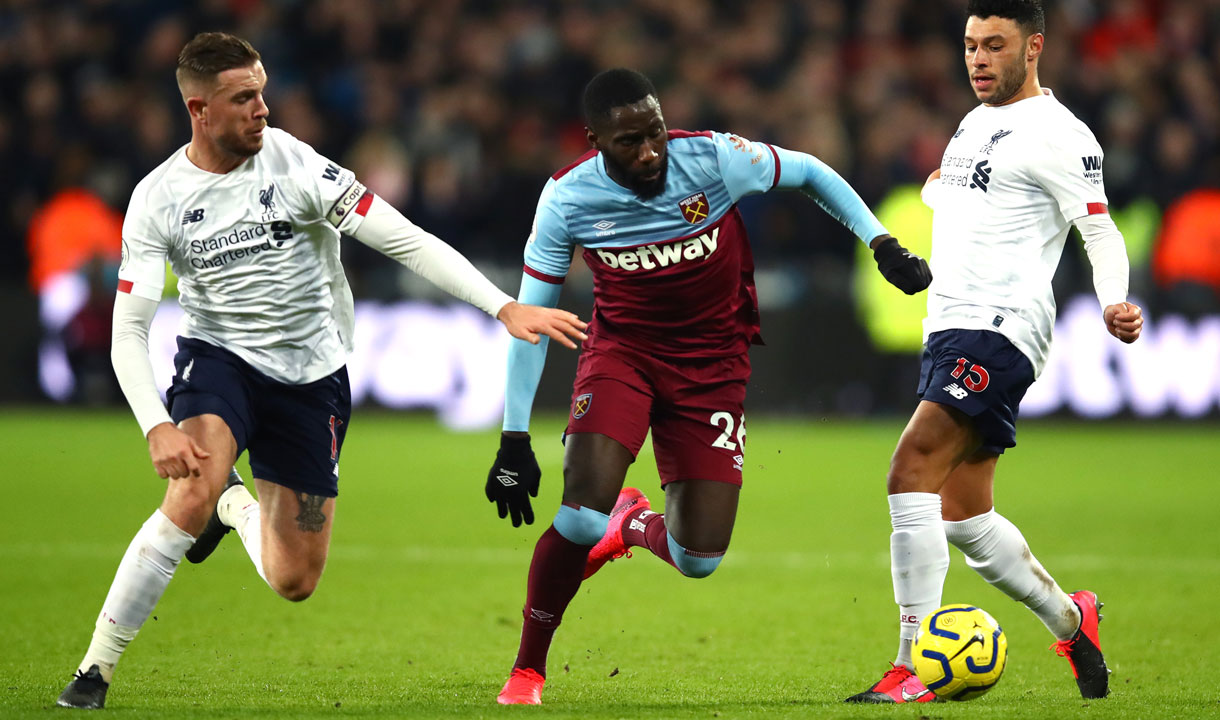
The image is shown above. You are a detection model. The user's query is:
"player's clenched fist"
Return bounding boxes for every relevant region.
[485,433,541,527]
[1103,301,1143,344]
[871,235,933,295]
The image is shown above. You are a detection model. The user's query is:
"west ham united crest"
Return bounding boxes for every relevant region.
[572,393,592,419]
[679,192,709,224]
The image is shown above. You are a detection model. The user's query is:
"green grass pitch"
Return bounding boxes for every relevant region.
[3,409,1219,719]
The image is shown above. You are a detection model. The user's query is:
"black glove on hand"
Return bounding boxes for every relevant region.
[872,236,932,295]
[485,434,541,527]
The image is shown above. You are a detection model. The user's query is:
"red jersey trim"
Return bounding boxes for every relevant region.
[354,190,374,216]
[765,143,781,188]
[551,149,599,181]
[1086,202,1108,215]
[667,129,714,140]
[523,264,565,284]
[118,279,133,294]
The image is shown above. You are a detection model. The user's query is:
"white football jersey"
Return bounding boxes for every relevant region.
[923,89,1108,376]
[119,128,371,384]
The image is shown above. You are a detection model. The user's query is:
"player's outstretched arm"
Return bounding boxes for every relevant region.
[769,146,930,294]
[111,292,211,479]
[349,194,584,348]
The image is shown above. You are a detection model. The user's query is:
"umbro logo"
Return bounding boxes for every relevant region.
[495,470,519,487]
[592,220,615,231]
[529,608,554,621]
[182,208,205,225]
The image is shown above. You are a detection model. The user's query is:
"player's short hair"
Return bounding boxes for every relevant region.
[582,68,658,128]
[966,0,1045,36]
[176,32,261,93]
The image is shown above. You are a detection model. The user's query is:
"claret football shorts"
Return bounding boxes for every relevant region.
[565,343,750,486]
[917,329,1035,454]
[165,337,351,497]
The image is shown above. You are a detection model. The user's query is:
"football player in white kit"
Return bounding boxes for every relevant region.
[845,0,1143,705]
[57,32,587,709]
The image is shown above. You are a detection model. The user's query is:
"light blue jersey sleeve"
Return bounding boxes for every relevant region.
[505,179,573,432]
[713,131,888,245]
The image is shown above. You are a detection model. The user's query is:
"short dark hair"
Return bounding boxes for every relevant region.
[176,32,261,90]
[966,0,1045,36]
[582,68,658,128]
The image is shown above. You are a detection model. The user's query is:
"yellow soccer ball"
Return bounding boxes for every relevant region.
[912,604,1008,701]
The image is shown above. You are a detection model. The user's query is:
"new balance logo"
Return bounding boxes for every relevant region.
[969,160,992,193]
[1082,156,1102,172]
[495,470,519,487]
[943,383,968,400]
[182,208,205,224]
[182,358,195,382]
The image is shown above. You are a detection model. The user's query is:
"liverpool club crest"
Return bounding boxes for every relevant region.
[679,192,709,224]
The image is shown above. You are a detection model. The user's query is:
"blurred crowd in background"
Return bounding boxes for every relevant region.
[4,0,1220,405]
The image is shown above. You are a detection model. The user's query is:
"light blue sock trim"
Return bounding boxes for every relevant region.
[553,505,609,546]
[666,533,724,578]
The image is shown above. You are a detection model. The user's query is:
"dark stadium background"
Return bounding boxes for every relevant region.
[3,0,1219,422]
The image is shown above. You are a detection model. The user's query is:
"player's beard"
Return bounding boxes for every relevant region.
[217,127,264,158]
[628,161,668,199]
[984,58,1028,106]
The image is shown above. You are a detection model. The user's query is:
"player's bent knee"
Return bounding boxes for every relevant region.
[552,504,609,546]
[666,533,725,578]
[269,574,318,602]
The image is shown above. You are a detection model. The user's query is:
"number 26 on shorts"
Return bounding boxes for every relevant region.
[709,411,746,451]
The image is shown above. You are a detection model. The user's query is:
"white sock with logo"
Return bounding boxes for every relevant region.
[944,509,1081,640]
[889,492,949,669]
[77,510,195,683]
[218,483,266,583]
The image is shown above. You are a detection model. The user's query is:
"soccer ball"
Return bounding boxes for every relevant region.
[912,604,1008,701]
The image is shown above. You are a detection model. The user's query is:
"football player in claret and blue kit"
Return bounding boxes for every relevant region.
[485,68,932,705]
[55,31,586,710]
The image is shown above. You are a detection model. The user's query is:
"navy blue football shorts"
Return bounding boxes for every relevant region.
[917,329,1035,455]
[166,337,351,497]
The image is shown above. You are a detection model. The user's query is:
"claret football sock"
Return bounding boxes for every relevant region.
[512,525,591,676]
[621,505,675,566]
[218,482,266,582]
[889,492,949,668]
[78,510,195,682]
[944,509,1080,640]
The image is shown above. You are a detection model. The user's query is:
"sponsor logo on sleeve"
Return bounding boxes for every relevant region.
[326,180,369,227]
[1082,156,1103,185]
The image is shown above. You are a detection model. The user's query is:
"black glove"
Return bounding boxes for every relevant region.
[485,433,541,527]
[872,235,932,295]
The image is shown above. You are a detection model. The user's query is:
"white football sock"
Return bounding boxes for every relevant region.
[889,492,949,669]
[218,482,266,583]
[944,509,1081,641]
[78,510,195,682]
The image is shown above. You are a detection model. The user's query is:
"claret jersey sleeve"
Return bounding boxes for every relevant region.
[522,178,575,283]
[1028,124,1109,223]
